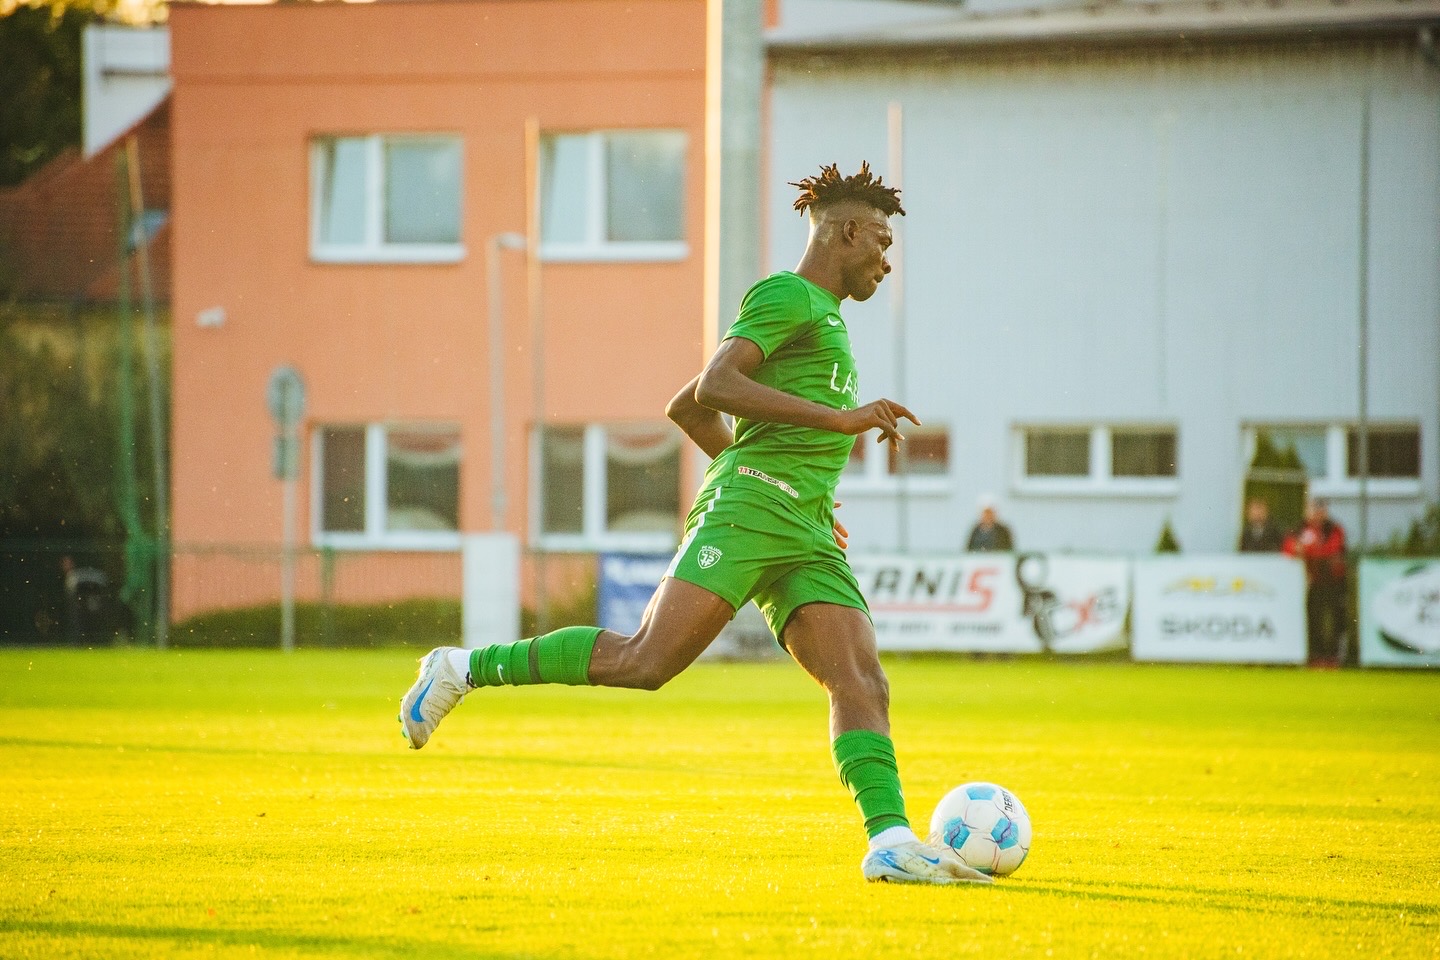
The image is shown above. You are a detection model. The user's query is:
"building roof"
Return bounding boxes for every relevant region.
[768,0,1440,51]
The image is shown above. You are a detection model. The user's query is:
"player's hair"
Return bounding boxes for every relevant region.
[790,161,905,218]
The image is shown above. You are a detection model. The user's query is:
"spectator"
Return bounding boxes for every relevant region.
[1282,498,1347,667]
[966,495,1014,552]
[1238,498,1283,552]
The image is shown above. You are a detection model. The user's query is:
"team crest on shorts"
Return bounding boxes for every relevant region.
[697,545,723,569]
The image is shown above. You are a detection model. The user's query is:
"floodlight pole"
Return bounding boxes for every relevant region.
[524,117,548,633]
[704,0,764,356]
[1356,84,1372,555]
[888,101,908,555]
[487,232,528,532]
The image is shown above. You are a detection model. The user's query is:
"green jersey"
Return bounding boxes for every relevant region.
[701,271,859,527]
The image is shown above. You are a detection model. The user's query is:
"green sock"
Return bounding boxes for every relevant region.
[832,729,911,838]
[468,626,601,687]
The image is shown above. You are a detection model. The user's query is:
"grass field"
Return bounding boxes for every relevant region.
[2,649,1437,959]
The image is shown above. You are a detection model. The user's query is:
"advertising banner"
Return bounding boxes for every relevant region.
[597,553,669,636]
[1358,559,1440,668]
[850,553,1129,654]
[598,552,780,659]
[1131,555,1305,663]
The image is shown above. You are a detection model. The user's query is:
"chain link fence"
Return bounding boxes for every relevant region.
[0,541,596,648]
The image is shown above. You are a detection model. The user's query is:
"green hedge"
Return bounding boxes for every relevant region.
[170,581,600,649]
[171,598,460,649]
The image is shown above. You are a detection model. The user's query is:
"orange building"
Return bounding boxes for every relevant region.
[168,0,706,619]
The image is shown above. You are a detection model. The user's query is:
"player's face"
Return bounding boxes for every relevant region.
[844,216,893,302]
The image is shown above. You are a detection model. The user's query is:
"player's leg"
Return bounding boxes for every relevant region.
[771,587,990,884]
[399,578,734,748]
[469,576,735,691]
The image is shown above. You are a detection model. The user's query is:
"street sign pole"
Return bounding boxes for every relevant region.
[268,366,306,653]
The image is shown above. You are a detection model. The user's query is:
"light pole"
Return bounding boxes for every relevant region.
[487,231,528,532]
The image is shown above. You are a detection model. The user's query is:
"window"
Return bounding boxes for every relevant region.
[1246,423,1421,497]
[1347,426,1420,479]
[1025,429,1089,478]
[314,424,461,548]
[841,424,952,493]
[1112,429,1177,478]
[1016,425,1179,495]
[1255,426,1329,480]
[534,423,681,550]
[540,130,687,261]
[311,135,463,263]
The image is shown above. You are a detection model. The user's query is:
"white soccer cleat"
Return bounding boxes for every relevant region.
[861,840,995,886]
[398,646,469,750]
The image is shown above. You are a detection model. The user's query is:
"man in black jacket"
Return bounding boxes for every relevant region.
[1238,498,1283,552]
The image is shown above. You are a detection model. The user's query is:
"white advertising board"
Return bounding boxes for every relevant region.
[1131,555,1306,663]
[850,554,1129,654]
[1358,559,1440,668]
[462,533,520,649]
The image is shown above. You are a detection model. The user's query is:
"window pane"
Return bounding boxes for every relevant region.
[605,424,680,534]
[605,131,685,243]
[1025,430,1089,477]
[1112,429,1177,478]
[385,427,460,532]
[384,139,462,245]
[540,135,589,244]
[888,426,949,476]
[321,427,366,533]
[1348,426,1420,478]
[317,138,367,246]
[1258,426,1328,479]
[541,427,585,535]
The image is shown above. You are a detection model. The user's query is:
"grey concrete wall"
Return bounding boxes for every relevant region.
[769,41,1440,554]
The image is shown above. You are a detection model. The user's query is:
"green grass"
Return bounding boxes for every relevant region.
[1,651,1436,959]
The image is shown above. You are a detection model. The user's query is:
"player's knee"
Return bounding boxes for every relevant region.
[630,661,676,691]
[845,662,889,712]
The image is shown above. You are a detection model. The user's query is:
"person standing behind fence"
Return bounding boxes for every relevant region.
[1238,498,1283,552]
[1282,498,1347,668]
[965,495,1014,553]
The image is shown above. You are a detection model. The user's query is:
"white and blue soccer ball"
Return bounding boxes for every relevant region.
[928,782,1032,876]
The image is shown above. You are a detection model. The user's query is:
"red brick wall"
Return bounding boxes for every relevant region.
[0,101,171,303]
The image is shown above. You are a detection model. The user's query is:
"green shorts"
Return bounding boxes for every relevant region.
[665,483,869,642]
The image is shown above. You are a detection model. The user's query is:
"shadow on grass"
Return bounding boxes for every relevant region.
[0,918,514,959]
[1016,877,1439,921]
[0,734,695,778]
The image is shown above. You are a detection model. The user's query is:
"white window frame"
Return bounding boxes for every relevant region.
[1013,424,1180,498]
[838,426,952,496]
[1242,423,1421,499]
[539,130,688,263]
[311,423,463,551]
[309,134,465,264]
[529,424,681,553]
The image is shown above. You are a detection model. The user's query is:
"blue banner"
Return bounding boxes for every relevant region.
[597,553,671,636]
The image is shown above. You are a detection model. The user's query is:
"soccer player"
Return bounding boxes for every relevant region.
[400,163,991,886]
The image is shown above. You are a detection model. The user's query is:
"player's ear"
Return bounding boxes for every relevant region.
[842,218,860,244]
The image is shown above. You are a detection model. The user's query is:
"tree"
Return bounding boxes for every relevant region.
[0,306,166,641]
[0,0,165,187]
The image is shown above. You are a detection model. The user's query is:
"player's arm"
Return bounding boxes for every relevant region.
[695,336,919,449]
[666,374,734,460]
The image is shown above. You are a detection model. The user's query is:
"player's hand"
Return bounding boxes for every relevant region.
[832,500,848,550]
[837,399,920,449]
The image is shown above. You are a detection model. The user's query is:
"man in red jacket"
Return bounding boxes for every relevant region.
[1283,498,1348,667]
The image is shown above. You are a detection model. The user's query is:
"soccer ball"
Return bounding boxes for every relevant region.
[928,782,1032,876]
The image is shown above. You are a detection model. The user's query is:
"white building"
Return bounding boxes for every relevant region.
[767,0,1440,554]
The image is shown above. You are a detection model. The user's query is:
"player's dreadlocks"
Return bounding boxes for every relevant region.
[790,161,905,218]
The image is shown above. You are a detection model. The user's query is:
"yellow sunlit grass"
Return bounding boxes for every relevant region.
[2,650,1436,958]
